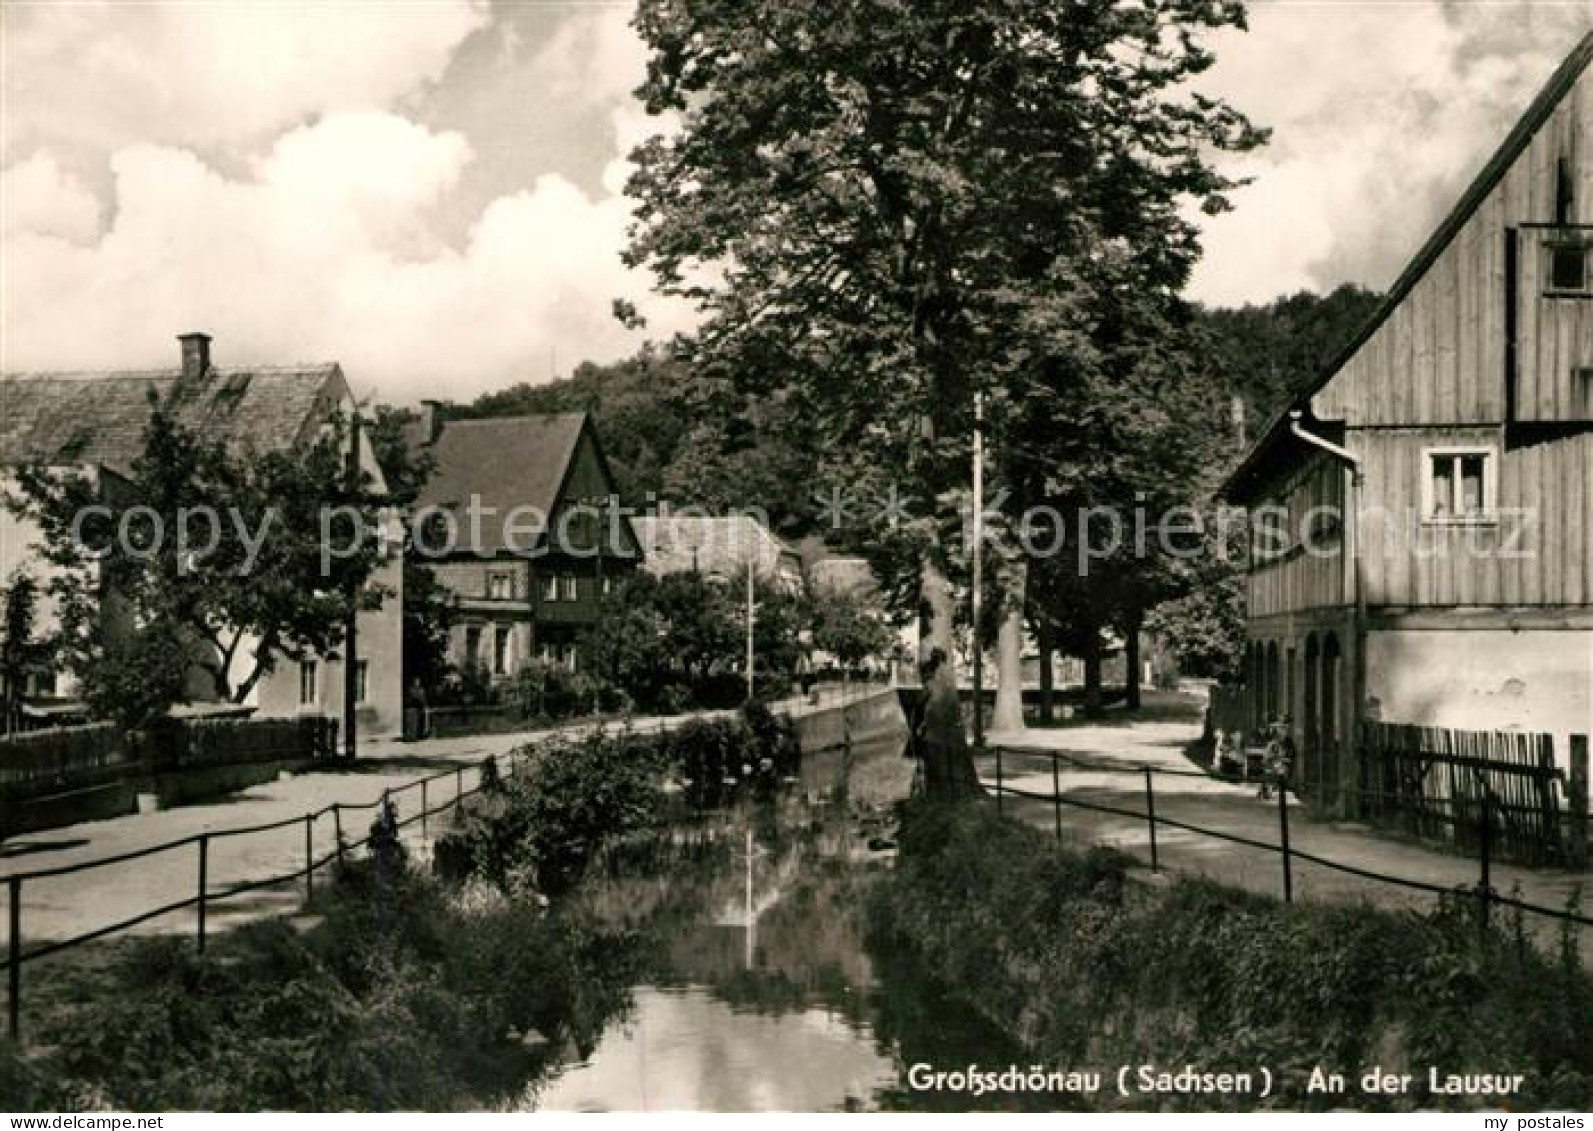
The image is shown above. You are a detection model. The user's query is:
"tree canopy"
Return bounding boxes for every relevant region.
[621,0,1263,793]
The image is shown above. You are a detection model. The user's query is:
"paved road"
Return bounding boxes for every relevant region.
[0,686,875,954]
[983,705,1593,961]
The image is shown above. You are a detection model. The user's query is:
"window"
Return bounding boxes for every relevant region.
[464,625,482,665]
[539,641,556,665]
[487,571,512,600]
[355,660,369,704]
[540,574,559,601]
[562,643,578,673]
[1424,448,1495,521]
[299,661,318,707]
[30,668,57,697]
[1550,242,1588,292]
[601,574,614,597]
[493,626,512,676]
[560,575,578,601]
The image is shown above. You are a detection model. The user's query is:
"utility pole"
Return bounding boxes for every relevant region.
[342,412,362,761]
[971,389,985,748]
[745,555,756,702]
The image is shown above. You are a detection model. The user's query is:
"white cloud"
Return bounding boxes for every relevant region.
[1188,0,1592,306]
[1,152,101,243]
[0,112,692,402]
[1,0,490,161]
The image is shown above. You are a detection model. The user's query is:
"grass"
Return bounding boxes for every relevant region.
[2,841,646,1110]
[869,799,1593,1112]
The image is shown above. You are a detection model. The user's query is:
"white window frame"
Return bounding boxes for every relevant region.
[1421,445,1498,525]
[560,575,578,601]
[487,571,512,601]
[540,574,559,602]
[299,660,319,707]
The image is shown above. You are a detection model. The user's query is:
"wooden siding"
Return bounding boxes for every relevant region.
[1313,64,1593,427]
[1245,454,1347,618]
[1514,228,1593,420]
[1352,427,1593,608]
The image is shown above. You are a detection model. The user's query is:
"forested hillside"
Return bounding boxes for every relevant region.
[411,284,1383,533]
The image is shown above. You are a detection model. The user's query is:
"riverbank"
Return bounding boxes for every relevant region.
[869,800,1593,1112]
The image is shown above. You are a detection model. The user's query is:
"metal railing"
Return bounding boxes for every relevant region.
[1,752,517,1043]
[986,743,1593,936]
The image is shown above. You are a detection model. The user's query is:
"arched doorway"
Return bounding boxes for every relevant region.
[1265,640,1281,723]
[1303,635,1320,797]
[1321,633,1342,804]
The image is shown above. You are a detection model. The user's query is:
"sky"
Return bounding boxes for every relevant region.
[2,0,1590,404]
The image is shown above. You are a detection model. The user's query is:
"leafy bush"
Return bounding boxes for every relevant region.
[436,712,800,893]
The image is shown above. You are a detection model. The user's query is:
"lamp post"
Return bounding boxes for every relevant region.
[971,390,984,748]
[745,555,756,702]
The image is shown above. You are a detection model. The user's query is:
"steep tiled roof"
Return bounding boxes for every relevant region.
[0,366,342,476]
[410,413,588,554]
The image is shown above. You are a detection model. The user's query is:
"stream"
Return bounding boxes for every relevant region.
[509,733,1043,1112]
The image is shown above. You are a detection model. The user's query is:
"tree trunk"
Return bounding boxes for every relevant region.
[1124,608,1142,711]
[989,560,1026,733]
[1036,616,1054,724]
[1082,629,1103,718]
[918,554,981,800]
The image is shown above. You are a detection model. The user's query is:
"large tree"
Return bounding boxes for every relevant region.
[623,0,1261,796]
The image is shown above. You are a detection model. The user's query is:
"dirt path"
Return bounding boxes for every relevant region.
[984,698,1593,960]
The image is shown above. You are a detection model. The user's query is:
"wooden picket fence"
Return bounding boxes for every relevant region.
[1358,721,1564,865]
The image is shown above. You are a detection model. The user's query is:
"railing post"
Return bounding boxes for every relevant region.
[1569,734,1589,868]
[1144,767,1159,872]
[421,778,430,841]
[333,804,344,866]
[197,835,209,954]
[304,813,314,901]
[1479,791,1493,936]
[1051,757,1062,843]
[1278,780,1293,904]
[995,745,1004,817]
[8,876,21,1042]
[456,765,464,810]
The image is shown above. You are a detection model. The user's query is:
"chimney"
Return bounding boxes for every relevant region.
[178,332,212,381]
[419,398,444,443]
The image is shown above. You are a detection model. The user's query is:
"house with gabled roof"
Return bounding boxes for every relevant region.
[0,332,404,737]
[403,404,642,683]
[1220,33,1593,811]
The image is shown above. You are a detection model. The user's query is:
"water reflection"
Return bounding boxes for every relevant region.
[516,734,1047,1113]
[534,986,896,1111]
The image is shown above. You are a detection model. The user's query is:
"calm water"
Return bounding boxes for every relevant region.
[516,733,1037,1113]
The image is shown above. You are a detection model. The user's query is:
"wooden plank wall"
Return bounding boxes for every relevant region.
[1313,65,1593,428]
[1354,428,1593,607]
[1246,455,1347,618]
[1516,236,1593,420]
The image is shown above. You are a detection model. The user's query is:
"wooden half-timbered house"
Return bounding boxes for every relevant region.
[1222,33,1593,812]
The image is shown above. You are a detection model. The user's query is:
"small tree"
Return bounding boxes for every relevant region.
[578,573,670,704]
[810,586,894,680]
[0,571,52,733]
[8,396,391,725]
